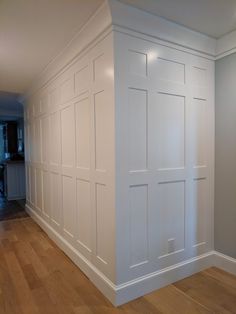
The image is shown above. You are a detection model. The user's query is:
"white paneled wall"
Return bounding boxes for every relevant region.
[25,33,116,280]
[24,0,215,305]
[115,32,214,284]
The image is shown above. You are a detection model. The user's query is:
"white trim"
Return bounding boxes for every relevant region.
[109,0,216,58]
[113,25,215,61]
[26,203,216,306]
[216,48,236,60]
[216,29,236,60]
[25,204,236,306]
[24,0,219,99]
[115,252,215,306]
[23,0,236,99]
[24,0,112,99]
[213,251,236,275]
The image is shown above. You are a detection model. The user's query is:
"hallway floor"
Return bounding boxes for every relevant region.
[0,217,236,314]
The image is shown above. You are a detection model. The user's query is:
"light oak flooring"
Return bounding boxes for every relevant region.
[0,217,236,314]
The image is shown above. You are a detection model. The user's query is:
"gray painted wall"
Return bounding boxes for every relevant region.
[215,53,236,258]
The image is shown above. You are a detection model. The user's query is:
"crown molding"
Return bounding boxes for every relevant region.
[109,0,216,58]
[25,0,236,98]
[216,29,236,60]
[24,0,113,99]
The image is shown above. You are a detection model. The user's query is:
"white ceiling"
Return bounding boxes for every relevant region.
[120,0,236,38]
[1,0,236,95]
[0,0,103,94]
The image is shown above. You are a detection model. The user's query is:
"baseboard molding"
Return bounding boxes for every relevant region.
[25,204,236,306]
[25,204,117,305]
[213,251,236,275]
[115,251,214,305]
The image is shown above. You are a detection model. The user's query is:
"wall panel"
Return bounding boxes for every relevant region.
[115,32,214,283]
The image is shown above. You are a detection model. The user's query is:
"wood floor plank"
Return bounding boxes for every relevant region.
[0,217,236,314]
[144,284,212,314]
[203,267,236,290]
[0,243,24,314]
[4,250,39,314]
[174,272,236,314]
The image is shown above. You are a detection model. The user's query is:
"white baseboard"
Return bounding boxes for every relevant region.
[115,251,214,305]
[25,204,117,305]
[25,204,236,306]
[213,251,236,275]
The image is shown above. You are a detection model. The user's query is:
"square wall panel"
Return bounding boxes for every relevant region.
[192,66,207,87]
[156,58,185,84]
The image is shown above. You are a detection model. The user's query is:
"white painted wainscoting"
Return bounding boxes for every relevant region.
[114,31,215,285]
[23,0,222,306]
[25,32,116,281]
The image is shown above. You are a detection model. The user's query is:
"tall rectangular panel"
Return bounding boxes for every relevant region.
[61,77,74,103]
[129,185,148,268]
[76,180,92,252]
[25,165,30,201]
[192,178,207,246]
[42,171,50,218]
[51,173,61,226]
[192,66,207,87]
[41,116,50,164]
[62,176,75,238]
[75,66,89,95]
[129,50,147,77]
[35,168,42,211]
[96,183,110,264]
[40,94,48,114]
[158,181,185,257]
[30,168,36,206]
[156,93,185,170]
[94,91,110,171]
[35,118,41,163]
[192,99,207,167]
[75,98,90,169]
[128,88,147,171]
[93,54,106,82]
[50,111,61,165]
[61,104,75,167]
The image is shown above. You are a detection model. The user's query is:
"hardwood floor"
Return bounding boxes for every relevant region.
[0,218,235,314]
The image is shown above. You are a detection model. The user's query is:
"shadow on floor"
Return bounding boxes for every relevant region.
[0,197,28,221]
